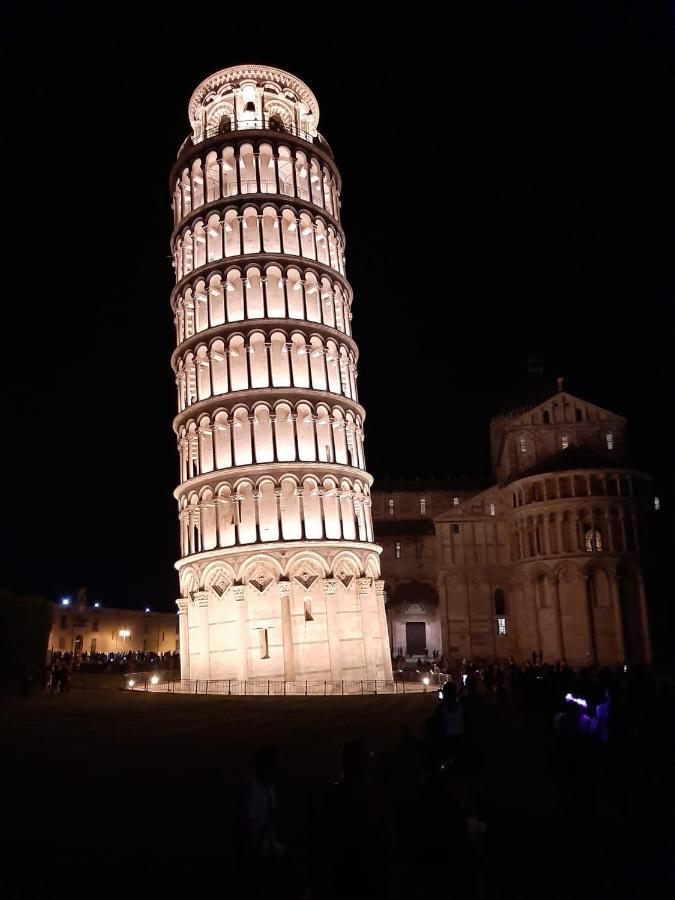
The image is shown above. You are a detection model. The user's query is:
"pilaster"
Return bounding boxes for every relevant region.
[176,598,190,679]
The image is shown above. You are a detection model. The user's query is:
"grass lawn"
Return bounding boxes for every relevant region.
[3,688,673,899]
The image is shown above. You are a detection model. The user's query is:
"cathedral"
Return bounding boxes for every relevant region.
[376,377,655,667]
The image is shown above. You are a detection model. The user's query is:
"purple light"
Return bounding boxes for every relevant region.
[565,692,588,709]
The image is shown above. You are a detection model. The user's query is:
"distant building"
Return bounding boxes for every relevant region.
[375,380,654,666]
[48,594,178,655]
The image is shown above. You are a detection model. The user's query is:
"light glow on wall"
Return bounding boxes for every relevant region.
[170,64,393,684]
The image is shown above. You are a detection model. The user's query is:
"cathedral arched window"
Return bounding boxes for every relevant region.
[489,502,496,516]
[585,529,603,552]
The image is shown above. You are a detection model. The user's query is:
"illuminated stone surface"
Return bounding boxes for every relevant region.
[170,65,392,681]
[377,387,653,666]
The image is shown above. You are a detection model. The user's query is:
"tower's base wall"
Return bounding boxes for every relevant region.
[176,543,393,683]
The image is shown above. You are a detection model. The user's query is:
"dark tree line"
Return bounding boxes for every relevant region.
[0,588,53,690]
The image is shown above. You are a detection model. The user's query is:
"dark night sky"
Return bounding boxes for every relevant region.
[0,2,672,610]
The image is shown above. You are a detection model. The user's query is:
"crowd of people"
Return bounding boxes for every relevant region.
[41,650,180,693]
[233,660,675,899]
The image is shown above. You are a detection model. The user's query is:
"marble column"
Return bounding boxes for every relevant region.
[374,579,393,679]
[176,598,190,679]
[231,584,248,682]
[278,580,296,681]
[323,579,342,680]
[195,590,210,680]
[608,570,626,662]
[357,577,377,679]
[552,575,566,662]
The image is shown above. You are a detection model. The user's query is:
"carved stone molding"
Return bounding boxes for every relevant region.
[356,577,373,593]
[250,569,275,593]
[176,598,188,614]
[230,584,245,602]
[194,591,209,608]
[294,568,318,590]
[336,569,354,588]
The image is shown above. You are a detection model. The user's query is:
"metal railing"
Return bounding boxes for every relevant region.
[179,118,326,155]
[123,673,438,696]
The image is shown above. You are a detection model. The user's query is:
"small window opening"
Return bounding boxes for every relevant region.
[395,541,401,559]
[259,628,270,659]
[585,529,603,552]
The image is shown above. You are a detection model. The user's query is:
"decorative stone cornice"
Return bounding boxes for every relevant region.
[176,598,188,613]
[189,65,319,126]
[356,577,373,593]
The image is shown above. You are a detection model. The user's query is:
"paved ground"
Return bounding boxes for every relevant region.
[2,689,673,898]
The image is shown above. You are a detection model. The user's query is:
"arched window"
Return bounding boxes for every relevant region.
[585,529,603,552]
[420,497,426,516]
[561,433,569,450]
[489,502,496,516]
[606,432,614,450]
[453,496,459,506]
[388,498,394,516]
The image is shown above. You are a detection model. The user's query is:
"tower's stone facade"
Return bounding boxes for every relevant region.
[170,65,391,682]
[376,384,654,667]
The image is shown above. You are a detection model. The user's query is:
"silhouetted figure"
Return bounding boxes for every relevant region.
[321,741,396,899]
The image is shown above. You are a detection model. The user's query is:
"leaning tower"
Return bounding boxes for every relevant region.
[170,64,392,683]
